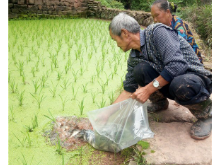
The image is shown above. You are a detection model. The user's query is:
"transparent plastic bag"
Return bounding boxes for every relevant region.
[86,98,154,152]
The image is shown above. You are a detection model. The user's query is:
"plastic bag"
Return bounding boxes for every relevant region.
[86,98,154,153]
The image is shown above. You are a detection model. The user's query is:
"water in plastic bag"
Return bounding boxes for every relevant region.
[84,98,154,153]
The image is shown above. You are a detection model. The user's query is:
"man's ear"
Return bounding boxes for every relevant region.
[121,29,129,37]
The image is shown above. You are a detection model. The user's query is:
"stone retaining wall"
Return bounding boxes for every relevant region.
[8,0,153,26]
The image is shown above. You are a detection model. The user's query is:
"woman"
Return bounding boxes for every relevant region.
[151,0,203,63]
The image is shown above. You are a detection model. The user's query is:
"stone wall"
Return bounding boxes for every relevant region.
[8,0,153,27]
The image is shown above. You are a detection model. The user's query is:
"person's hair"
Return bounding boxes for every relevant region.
[109,12,140,36]
[152,0,177,13]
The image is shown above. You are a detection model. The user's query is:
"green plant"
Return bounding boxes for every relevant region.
[78,98,85,115]
[97,98,106,108]
[32,80,40,94]
[49,82,58,98]
[57,71,63,81]
[18,90,25,106]
[9,105,15,122]
[31,67,36,77]
[137,141,150,149]
[60,79,69,90]
[17,60,24,76]
[133,148,146,165]
[44,109,56,122]
[10,80,18,93]
[59,95,68,111]
[30,93,45,109]
[56,136,63,155]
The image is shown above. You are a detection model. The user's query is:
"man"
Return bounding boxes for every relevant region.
[109,13,212,140]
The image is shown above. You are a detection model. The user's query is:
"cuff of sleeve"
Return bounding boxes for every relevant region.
[124,87,136,93]
[160,69,174,82]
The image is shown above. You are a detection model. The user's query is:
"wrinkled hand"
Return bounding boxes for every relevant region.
[131,86,151,104]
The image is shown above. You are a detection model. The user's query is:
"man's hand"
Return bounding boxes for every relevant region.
[131,86,152,103]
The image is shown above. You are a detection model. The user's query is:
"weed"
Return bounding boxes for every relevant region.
[137,141,150,149]
[133,148,146,165]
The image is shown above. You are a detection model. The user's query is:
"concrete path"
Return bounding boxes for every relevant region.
[140,99,212,165]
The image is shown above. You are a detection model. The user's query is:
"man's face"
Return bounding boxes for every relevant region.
[109,29,130,52]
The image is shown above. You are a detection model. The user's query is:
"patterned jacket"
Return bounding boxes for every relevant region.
[123,23,212,93]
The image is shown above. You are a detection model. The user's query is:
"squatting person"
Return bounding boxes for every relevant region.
[151,0,203,63]
[109,13,212,140]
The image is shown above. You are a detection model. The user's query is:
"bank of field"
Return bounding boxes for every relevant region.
[8,19,129,165]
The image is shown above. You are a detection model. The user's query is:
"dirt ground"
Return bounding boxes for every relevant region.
[44,116,132,165]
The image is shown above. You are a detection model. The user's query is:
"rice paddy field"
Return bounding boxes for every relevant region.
[8,18,130,165]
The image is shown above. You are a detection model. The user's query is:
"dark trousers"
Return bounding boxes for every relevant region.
[133,62,212,105]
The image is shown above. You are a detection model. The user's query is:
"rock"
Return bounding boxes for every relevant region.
[140,100,212,165]
[128,161,137,165]
[148,99,197,123]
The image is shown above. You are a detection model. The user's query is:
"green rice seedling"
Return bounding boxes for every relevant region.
[98,81,106,94]
[31,67,36,77]
[21,72,26,85]
[113,63,118,75]
[28,52,31,62]
[12,53,17,65]
[49,82,58,98]
[18,90,25,106]
[24,125,34,132]
[88,52,92,60]
[44,109,56,122]
[9,105,15,122]
[30,93,45,109]
[26,132,32,147]
[32,115,38,130]
[78,98,85,115]
[91,92,96,103]
[108,91,115,104]
[97,98,106,109]
[56,136,63,155]
[60,79,69,90]
[13,133,25,147]
[91,75,96,84]
[82,83,88,93]
[79,67,84,76]
[72,85,78,100]
[72,70,79,82]
[35,60,39,72]
[41,58,45,67]
[59,95,68,111]
[20,153,35,165]
[8,72,11,83]
[18,61,24,76]
[41,74,47,88]
[32,80,40,94]
[51,55,59,68]
[65,63,70,75]
[9,80,18,93]
[57,71,63,81]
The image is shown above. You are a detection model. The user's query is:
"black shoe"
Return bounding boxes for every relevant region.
[147,99,169,113]
[190,117,212,140]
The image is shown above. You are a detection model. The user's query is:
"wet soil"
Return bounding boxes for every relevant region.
[44,116,130,165]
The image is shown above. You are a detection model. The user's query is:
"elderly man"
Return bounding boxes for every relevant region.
[109,13,212,140]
